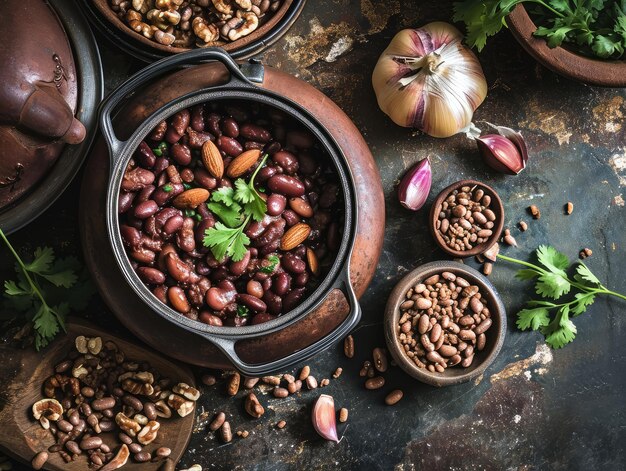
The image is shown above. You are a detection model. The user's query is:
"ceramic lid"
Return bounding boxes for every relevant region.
[0,0,85,210]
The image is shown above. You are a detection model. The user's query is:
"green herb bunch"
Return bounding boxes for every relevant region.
[203,154,269,262]
[498,245,626,348]
[454,0,626,59]
[1,230,94,350]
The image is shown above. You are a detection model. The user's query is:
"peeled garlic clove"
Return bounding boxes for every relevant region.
[397,157,432,211]
[311,394,339,443]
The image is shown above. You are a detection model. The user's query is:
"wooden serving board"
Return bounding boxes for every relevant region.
[0,318,196,470]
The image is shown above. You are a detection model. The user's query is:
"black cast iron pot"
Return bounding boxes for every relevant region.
[98,48,360,376]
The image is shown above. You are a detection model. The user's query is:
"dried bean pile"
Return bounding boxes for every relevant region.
[110,0,283,48]
[435,185,498,252]
[396,272,493,372]
[31,336,199,469]
[119,101,343,326]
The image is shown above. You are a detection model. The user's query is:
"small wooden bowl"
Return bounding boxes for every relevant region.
[384,262,506,387]
[90,0,295,56]
[507,5,626,87]
[429,180,504,258]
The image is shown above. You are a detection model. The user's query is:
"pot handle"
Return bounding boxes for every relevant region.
[98,48,256,163]
[209,264,362,377]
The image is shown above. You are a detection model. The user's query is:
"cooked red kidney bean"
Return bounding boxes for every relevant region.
[282,253,306,274]
[240,123,271,143]
[216,135,243,157]
[171,143,192,166]
[272,151,299,174]
[267,175,305,197]
[222,118,239,138]
[266,194,287,216]
[137,267,166,285]
[118,102,343,327]
[191,104,205,132]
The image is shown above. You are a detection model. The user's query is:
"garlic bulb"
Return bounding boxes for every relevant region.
[372,22,488,138]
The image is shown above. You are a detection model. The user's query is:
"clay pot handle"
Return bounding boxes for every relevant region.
[19,83,85,144]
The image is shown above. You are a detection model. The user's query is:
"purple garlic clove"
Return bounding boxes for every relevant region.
[397,157,432,211]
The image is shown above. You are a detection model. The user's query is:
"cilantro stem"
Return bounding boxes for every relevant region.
[0,229,49,310]
[497,253,626,302]
[0,229,66,333]
[250,154,269,187]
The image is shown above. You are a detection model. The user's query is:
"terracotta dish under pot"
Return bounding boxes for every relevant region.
[89,48,384,375]
[384,261,507,387]
[429,180,504,258]
[87,0,304,61]
[507,5,626,87]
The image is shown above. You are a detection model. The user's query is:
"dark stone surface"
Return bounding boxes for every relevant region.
[2,1,626,470]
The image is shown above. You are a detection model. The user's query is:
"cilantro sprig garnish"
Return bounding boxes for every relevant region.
[0,229,94,350]
[453,0,626,60]
[203,154,269,262]
[498,245,626,349]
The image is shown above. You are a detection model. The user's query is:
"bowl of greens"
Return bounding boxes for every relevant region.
[453,1,626,87]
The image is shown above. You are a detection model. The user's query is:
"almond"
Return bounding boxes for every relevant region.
[306,247,319,275]
[202,140,224,179]
[173,188,210,209]
[226,149,262,178]
[280,223,311,251]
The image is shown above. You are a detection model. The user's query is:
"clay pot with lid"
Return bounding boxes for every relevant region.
[0,0,86,210]
[81,49,385,374]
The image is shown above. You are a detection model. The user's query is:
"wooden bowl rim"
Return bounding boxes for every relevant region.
[383,261,507,387]
[90,0,294,55]
[507,4,626,87]
[429,179,504,258]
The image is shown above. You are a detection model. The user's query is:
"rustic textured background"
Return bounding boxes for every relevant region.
[2,0,626,470]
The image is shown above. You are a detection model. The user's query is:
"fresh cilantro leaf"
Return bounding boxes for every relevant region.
[575,263,601,286]
[259,255,280,274]
[0,230,91,350]
[234,179,255,204]
[244,198,267,223]
[208,202,243,228]
[571,292,595,316]
[203,221,250,262]
[516,268,540,280]
[535,25,575,47]
[5,280,29,296]
[41,270,78,288]
[499,245,626,349]
[25,247,55,274]
[535,271,571,299]
[517,307,550,331]
[212,187,237,206]
[542,305,577,349]
[237,304,250,317]
[592,34,618,58]
[536,245,569,275]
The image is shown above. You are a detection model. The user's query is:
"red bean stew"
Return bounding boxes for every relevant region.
[118,100,344,327]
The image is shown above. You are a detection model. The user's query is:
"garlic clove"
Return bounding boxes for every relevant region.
[476,134,525,175]
[397,157,432,211]
[311,394,339,443]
